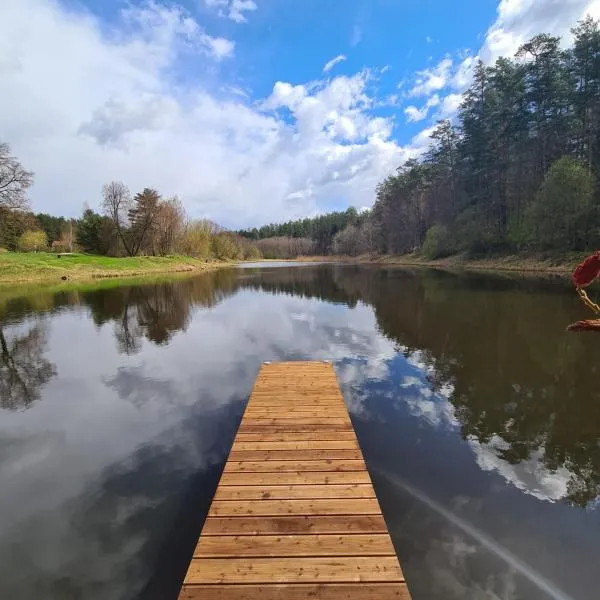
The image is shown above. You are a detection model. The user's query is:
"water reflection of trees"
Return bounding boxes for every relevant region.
[4,265,600,504]
[240,266,600,507]
[82,270,239,355]
[0,323,57,411]
[0,270,239,411]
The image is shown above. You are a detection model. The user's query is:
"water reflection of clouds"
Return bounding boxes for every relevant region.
[470,436,571,503]
[393,368,573,504]
[339,344,575,506]
[0,289,416,599]
[1,275,597,599]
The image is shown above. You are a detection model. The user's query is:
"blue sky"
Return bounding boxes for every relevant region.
[2,0,599,227]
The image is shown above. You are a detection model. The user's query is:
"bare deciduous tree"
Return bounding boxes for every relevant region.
[102,181,133,255]
[0,142,34,210]
[154,196,185,256]
[255,236,315,258]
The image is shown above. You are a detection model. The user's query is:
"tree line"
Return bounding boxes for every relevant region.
[0,145,260,260]
[6,17,600,262]
[237,208,367,256]
[242,17,600,259]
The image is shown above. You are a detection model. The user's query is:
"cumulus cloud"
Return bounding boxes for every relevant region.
[452,55,476,90]
[408,57,453,97]
[205,0,258,24]
[439,93,463,117]
[404,94,440,123]
[481,0,600,63]
[323,54,347,73]
[0,0,419,228]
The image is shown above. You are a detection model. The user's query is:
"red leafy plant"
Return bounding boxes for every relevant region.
[568,252,600,332]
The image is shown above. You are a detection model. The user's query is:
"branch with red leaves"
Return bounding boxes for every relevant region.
[568,252,600,331]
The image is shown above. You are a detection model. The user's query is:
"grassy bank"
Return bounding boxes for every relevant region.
[0,252,230,283]
[294,252,588,275]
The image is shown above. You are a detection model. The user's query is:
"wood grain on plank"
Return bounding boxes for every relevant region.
[244,410,349,418]
[228,449,362,461]
[214,484,375,501]
[241,418,350,426]
[201,515,388,535]
[235,432,357,442]
[208,498,381,517]
[224,460,366,473]
[194,534,396,557]
[179,583,412,600]
[231,440,359,451]
[238,425,354,433]
[219,471,372,486]
[183,557,404,584]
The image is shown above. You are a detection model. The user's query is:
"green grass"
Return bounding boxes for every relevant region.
[0,252,227,283]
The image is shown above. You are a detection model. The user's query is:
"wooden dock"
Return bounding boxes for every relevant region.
[178,361,411,599]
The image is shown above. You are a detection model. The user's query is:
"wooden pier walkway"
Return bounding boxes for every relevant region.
[178,361,411,599]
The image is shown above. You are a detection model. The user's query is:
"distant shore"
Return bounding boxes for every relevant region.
[0,252,231,284]
[293,252,586,276]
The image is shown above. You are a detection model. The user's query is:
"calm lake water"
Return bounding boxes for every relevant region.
[1,264,600,600]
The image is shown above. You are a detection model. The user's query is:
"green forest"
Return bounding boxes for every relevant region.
[4,18,600,263]
[240,18,600,259]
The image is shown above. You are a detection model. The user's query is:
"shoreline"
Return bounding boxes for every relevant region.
[0,253,233,285]
[293,253,585,276]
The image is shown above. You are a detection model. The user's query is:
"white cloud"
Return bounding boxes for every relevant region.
[408,57,453,97]
[426,35,433,43]
[452,55,476,90]
[323,54,347,74]
[481,0,600,63]
[410,126,437,151]
[205,0,257,24]
[201,33,235,59]
[469,435,571,503]
[439,93,463,117]
[0,0,418,227]
[404,94,440,123]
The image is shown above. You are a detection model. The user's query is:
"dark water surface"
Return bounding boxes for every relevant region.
[1,264,600,600]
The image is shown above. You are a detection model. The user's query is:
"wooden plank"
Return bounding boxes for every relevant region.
[241,418,350,426]
[208,498,381,517]
[246,401,347,408]
[219,472,372,486]
[177,362,410,600]
[244,409,349,417]
[228,449,362,461]
[201,515,388,535]
[194,534,396,557]
[179,583,412,600]
[214,485,375,500]
[231,440,359,451]
[183,557,403,584]
[238,425,353,433]
[224,460,366,473]
[235,432,357,442]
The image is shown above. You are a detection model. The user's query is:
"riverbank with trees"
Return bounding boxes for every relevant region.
[239,19,600,269]
[0,143,261,283]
